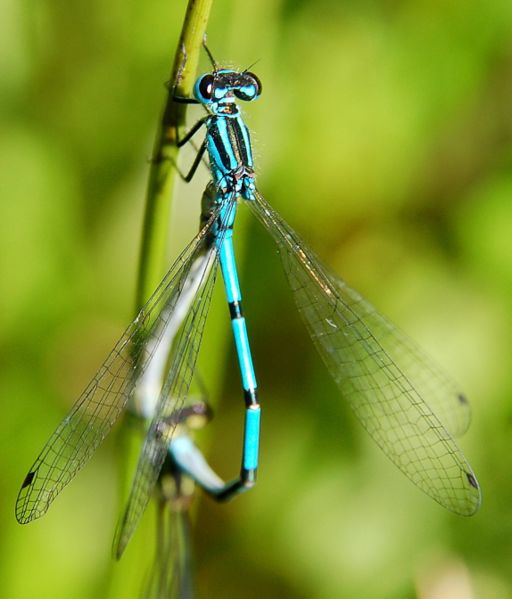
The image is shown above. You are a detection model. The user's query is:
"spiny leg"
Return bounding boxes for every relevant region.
[169,81,208,180]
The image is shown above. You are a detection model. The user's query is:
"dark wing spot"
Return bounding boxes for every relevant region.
[21,471,36,489]
[466,472,479,489]
[457,393,469,405]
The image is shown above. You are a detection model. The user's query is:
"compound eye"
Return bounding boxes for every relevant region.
[195,74,215,102]
[234,72,262,101]
[246,72,262,96]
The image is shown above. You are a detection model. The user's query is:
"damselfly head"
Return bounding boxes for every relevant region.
[194,69,262,108]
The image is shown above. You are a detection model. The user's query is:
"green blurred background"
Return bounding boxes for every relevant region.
[2,0,512,597]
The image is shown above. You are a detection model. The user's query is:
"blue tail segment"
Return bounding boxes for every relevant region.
[218,225,261,489]
[231,317,257,392]
[243,407,261,471]
[219,231,257,392]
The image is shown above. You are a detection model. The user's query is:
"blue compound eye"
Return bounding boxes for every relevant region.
[234,72,262,101]
[195,74,215,102]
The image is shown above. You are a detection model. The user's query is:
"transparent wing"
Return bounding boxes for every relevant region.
[145,482,193,599]
[249,191,481,516]
[114,247,218,557]
[15,209,220,524]
[330,281,471,438]
[113,200,236,556]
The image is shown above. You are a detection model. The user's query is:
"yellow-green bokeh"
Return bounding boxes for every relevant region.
[1,1,512,598]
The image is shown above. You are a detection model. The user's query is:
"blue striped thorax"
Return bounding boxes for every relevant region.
[194,69,261,201]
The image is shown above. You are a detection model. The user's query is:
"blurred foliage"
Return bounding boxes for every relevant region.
[2,0,512,598]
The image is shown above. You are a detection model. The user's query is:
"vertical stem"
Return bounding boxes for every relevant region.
[108,5,214,594]
[135,0,214,311]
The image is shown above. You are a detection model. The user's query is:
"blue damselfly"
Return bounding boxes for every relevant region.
[16,49,481,560]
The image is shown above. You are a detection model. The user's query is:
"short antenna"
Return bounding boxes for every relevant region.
[243,58,261,73]
[202,35,218,72]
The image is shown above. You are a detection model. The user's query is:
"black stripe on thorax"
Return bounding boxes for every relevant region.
[227,118,250,166]
[209,117,249,171]
[209,122,232,171]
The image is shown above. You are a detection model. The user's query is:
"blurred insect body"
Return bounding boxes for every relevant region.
[144,400,215,599]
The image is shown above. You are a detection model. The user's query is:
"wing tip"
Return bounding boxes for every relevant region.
[446,470,482,517]
[462,470,482,516]
[15,502,43,525]
[15,471,37,524]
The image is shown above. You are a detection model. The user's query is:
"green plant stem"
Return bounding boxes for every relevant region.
[135,0,213,311]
